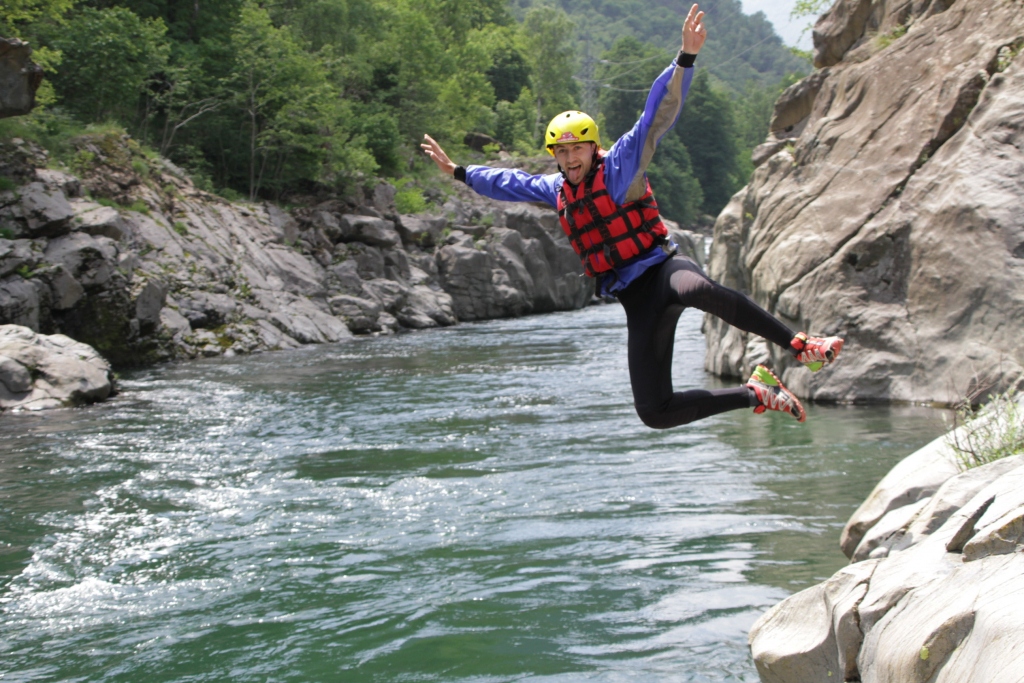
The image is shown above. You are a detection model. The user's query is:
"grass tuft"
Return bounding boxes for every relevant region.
[946,389,1024,471]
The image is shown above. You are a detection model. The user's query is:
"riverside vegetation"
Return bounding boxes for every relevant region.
[1,0,807,224]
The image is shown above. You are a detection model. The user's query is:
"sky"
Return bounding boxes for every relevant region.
[739,0,815,50]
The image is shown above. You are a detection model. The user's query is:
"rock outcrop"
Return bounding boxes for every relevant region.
[749,395,1024,683]
[704,0,1024,404]
[0,134,597,368]
[0,324,115,411]
[0,38,43,119]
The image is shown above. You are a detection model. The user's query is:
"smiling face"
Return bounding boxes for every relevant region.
[552,142,596,186]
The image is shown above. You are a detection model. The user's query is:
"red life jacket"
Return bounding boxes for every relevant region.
[557,156,668,277]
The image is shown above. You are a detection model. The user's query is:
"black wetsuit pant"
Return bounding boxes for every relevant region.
[616,255,796,429]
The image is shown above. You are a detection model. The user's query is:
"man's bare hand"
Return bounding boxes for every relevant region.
[682,4,707,55]
[421,134,456,176]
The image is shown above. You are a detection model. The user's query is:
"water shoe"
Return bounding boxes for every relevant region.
[791,332,844,372]
[747,365,806,422]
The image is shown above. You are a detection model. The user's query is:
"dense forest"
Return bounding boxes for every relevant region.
[1,0,809,223]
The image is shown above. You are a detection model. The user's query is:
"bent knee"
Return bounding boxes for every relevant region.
[635,403,694,430]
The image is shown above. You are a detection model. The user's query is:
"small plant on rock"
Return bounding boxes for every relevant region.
[127,199,150,214]
[946,389,1024,471]
[131,157,151,179]
[996,42,1021,73]
[393,178,428,214]
[875,23,909,50]
[71,149,97,176]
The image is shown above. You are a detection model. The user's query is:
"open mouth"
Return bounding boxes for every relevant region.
[565,163,583,182]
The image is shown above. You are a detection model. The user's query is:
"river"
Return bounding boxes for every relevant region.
[0,305,947,682]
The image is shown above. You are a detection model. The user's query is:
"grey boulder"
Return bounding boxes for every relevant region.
[0,324,115,411]
[339,215,401,248]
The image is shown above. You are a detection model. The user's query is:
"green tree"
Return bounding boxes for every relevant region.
[731,73,801,184]
[89,0,245,46]
[149,46,223,156]
[439,30,497,137]
[520,7,579,143]
[45,6,170,123]
[0,0,73,36]
[268,0,381,52]
[675,70,738,216]
[429,0,513,39]
[225,1,373,199]
[648,133,703,226]
[369,1,449,138]
[494,86,537,153]
[480,26,531,104]
[596,35,665,142]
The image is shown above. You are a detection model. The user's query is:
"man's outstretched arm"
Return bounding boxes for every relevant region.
[420,134,561,207]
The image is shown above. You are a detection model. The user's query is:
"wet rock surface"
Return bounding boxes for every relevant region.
[704,0,1024,403]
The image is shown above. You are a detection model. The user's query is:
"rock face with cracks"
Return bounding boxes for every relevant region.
[704,0,1024,403]
[749,395,1024,683]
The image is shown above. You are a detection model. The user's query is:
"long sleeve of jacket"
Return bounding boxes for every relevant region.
[462,56,694,207]
[462,166,562,208]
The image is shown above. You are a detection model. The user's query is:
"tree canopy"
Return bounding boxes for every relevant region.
[4,0,808,217]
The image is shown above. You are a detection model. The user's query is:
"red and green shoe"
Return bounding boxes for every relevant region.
[791,332,844,372]
[747,365,806,422]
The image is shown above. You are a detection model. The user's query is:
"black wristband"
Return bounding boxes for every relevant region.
[678,51,697,68]
[454,165,466,183]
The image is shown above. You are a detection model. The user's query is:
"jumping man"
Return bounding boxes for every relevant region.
[421,4,843,427]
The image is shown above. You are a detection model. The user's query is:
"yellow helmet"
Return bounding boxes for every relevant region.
[545,111,600,156]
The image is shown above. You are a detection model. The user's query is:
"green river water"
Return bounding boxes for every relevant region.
[0,305,947,682]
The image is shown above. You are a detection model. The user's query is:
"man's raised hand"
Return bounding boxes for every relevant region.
[683,4,707,55]
[421,134,456,176]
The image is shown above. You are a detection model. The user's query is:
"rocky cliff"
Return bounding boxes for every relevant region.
[0,135,606,371]
[704,0,1024,404]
